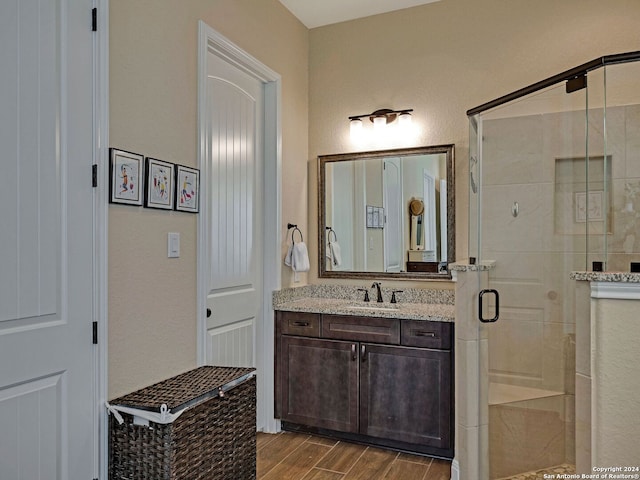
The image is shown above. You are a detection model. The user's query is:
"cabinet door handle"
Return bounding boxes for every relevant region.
[292,321,309,327]
[414,331,436,338]
[361,344,367,362]
[351,344,357,361]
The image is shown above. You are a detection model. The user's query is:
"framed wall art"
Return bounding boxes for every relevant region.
[575,190,604,223]
[366,205,384,228]
[175,165,200,213]
[109,148,144,206]
[144,158,175,210]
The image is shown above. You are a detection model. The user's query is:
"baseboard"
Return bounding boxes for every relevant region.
[450,458,459,480]
[282,421,454,460]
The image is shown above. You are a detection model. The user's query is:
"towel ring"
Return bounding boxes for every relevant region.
[326,227,337,243]
[288,224,303,243]
[292,227,303,243]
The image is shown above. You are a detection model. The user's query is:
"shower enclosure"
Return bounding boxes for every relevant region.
[467,52,640,479]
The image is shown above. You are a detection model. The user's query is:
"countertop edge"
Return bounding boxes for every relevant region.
[274,298,455,323]
[570,271,640,283]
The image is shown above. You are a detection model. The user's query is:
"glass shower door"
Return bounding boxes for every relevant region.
[473,80,587,479]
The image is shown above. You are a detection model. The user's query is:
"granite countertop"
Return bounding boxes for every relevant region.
[274,295,454,323]
[273,287,455,322]
[570,271,640,283]
[449,261,495,272]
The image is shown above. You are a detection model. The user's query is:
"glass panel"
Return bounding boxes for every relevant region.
[586,66,609,270]
[475,80,585,478]
[468,115,480,261]
[599,62,640,272]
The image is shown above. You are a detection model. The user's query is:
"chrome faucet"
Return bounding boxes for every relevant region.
[371,282,383,303]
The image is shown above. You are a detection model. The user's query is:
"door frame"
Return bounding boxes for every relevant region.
[95,0,110,478]
[196,22,282,433]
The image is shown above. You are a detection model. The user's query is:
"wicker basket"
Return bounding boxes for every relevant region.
[108,366,256,480]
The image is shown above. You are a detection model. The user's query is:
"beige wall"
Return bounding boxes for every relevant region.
[308,0,640,289]
[107,0,640,397]
[109,0,308,397]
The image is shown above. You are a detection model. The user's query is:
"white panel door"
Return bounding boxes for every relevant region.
[204,52,264,368]
[0,0,95,478]
[383,158,404,272]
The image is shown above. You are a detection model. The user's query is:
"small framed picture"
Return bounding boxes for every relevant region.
[175,165,200,213]
[372,208,380,228]
[377,207,385,228]
[109,148,144,206]
[366,205,374,228]
[144,158,175,210]
[575,191,604,222]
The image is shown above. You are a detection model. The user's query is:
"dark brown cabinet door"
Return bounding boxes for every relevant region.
[359,343,452,449]
[280,336,359,433]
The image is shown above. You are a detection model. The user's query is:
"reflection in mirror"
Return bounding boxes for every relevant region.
[319,145,455,280]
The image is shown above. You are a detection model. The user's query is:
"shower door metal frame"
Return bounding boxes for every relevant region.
[467,51,640,117]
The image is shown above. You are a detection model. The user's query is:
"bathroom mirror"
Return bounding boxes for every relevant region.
[318,145,455,280]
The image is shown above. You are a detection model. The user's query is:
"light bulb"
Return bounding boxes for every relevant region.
[373,116,387,130]
[398,112,412,125]
[350,118,363,139]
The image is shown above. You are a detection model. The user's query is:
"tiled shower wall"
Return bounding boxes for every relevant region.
[481,102,640,391]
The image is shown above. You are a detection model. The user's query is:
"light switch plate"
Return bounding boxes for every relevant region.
[168,232,180,258]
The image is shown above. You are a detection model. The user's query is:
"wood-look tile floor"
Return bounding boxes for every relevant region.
[257,432,451,480]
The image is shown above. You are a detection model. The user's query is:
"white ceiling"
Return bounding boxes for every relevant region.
[278,0,441,29]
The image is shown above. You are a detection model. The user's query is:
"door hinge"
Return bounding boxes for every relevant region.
[92,321,98,344]
[566,74,586,94]
[92,164,98,187]
[92,8,97,32]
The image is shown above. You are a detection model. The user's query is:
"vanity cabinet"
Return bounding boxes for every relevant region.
[275,310,453,458]
[280,336,359,432]
[360,343,451,448]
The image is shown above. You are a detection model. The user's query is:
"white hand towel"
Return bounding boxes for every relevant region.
[284,244,294,267]
[329,241,342,268]
[291,242,310,272]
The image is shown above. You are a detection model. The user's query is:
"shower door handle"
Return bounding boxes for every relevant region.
[478,289,499,323]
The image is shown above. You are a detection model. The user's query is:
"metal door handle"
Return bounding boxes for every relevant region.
[351,344,357,361]
[479,289,499,323]
[361,344,367,362]
[206,308,212,318]
[292,321,309,327]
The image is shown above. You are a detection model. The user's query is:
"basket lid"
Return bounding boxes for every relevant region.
[110,366,255,413]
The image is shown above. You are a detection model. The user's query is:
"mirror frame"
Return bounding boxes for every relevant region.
[318,144,455,280]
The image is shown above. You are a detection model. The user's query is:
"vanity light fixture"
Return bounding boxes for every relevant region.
[349,108,413,130]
